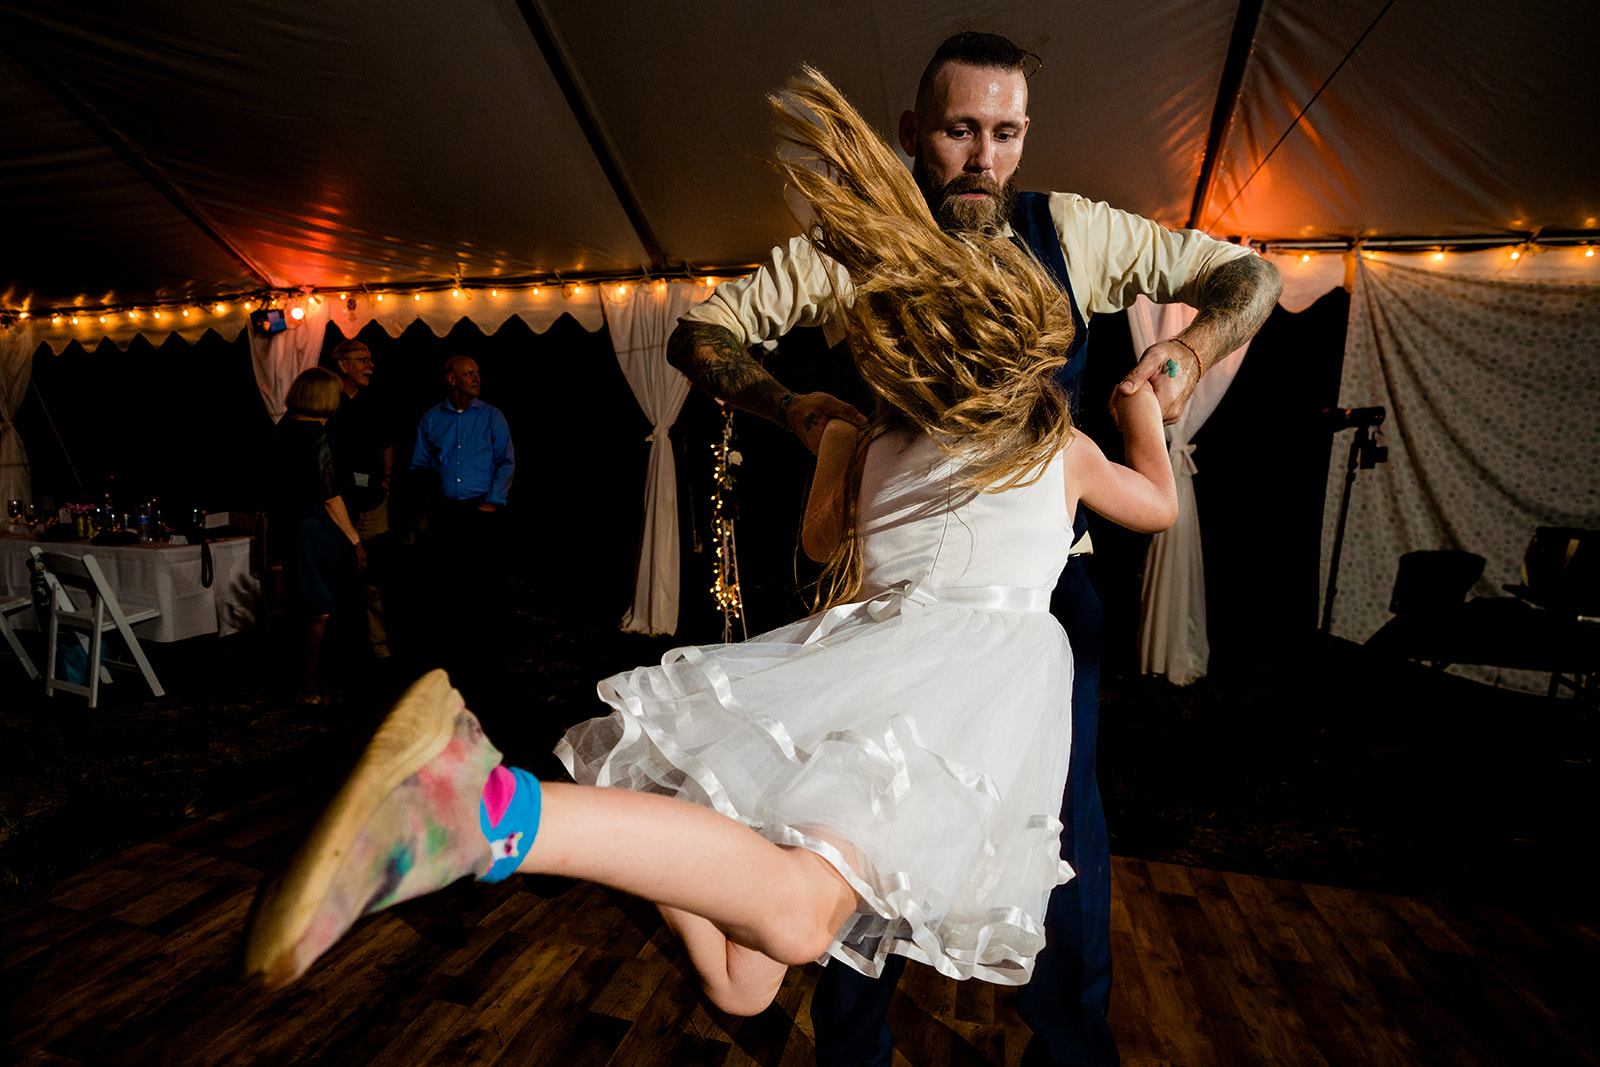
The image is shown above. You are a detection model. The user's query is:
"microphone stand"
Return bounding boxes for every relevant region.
[1321,421,1387,633]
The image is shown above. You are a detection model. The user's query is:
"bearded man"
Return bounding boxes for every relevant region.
[665,31,1280,1067]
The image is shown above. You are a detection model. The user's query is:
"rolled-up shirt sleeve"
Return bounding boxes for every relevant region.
[1051,192,1254,317]
[679,235,854,346]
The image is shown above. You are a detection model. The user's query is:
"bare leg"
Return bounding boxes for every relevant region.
[301,614,328,696]
[659,905,787,1016]
[520,782,857,1014]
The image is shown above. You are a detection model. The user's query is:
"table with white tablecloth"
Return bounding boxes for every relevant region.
[0,533,257,642]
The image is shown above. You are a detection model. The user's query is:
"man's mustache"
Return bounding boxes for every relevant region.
[940,176,1002,199]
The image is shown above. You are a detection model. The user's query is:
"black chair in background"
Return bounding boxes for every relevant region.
[1367,532,1599,703]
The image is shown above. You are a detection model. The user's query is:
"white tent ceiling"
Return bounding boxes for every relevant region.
[3,0,1596,318]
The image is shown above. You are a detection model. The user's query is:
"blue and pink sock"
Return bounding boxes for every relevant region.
[477,764,541,883]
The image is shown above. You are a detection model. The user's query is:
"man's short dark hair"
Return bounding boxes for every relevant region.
[916,31,1031,105]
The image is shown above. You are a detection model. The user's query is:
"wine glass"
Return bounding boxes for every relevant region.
[5,500,22,522]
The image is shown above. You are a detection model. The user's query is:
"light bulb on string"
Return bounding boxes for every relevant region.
[290,306,305,321]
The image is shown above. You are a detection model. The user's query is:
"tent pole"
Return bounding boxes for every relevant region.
[0,20,273,288]
[1187,0,1264,232]
[514,0,670,273]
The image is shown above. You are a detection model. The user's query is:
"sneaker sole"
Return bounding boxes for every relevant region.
[243,668,465,988]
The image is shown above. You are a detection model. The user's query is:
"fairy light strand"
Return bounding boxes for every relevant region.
[710,406,746,642]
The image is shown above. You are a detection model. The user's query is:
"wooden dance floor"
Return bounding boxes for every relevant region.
[5,787,1596,1067]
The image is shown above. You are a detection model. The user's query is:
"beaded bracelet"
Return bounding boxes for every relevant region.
[1170,336,1204,380]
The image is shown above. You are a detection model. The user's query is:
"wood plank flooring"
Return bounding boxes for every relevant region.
[5,786,1596,1066]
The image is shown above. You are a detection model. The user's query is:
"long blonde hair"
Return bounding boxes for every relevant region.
[770,67,1076,606]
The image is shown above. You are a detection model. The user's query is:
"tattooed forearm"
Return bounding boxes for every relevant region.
[667,322,793,425]
[1188,255,1282,361]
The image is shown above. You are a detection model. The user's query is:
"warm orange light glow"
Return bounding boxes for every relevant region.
[413,293,421,301]
[1433,252,1445,261]
[1588,249,1596,258]
[1301,254,1310,262]
[17,311,27,320]
[491,289,499,296]
[290,307,305,321]
[451,288,460,298]
[376,293,384,302]
[215,303,226,313]
[52,315,62,325]
[71,316,79,324]
[1509,250,1520,260]
[154,311,164,320]
[182,309,190,318]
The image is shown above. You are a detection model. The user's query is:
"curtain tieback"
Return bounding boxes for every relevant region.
[1168,441,1199,476]
[645,423,672,444]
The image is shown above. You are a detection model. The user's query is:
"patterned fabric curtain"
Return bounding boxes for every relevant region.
[605,283,699,635]
[1322,257,1600,690]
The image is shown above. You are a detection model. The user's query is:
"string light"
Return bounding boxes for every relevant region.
[289,306,304,320]
[1301,254,1310,262]
[709,407,745,641]
[11,275,793,333]
[1509,250,1521,260]
[1588,248,1596,258]
[1433,252,1445,261]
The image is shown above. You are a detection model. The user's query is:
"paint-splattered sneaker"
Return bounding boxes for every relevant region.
[243,669,533,988]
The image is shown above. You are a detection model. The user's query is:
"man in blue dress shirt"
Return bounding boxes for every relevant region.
[410,356,515,669]
[410,356,515,510]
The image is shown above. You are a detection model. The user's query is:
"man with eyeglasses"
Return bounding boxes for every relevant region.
[666,31,1280,1067]
[327,338,395,660]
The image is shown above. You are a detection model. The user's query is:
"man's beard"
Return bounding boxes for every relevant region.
[913,154,1019,234]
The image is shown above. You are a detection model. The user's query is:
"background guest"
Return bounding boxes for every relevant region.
[409,356,514,676]
[270,367,365,704]
[326,338,394,661]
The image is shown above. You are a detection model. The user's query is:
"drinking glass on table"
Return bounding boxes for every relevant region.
[6,500,22,522]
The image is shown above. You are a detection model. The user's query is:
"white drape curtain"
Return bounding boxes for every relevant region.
[1128,297,1251,686]
[249,299,331,424]
[604,282,699,635]
[0,325,36,505]
[1322,256,1600,691]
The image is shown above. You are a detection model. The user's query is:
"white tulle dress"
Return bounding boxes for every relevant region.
[557,429,1077,984]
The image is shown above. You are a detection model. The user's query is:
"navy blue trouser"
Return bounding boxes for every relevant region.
[811,558,1116,1066]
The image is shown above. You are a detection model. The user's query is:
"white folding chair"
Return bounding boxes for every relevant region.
[31,548,165,707]
[0,592,39,681]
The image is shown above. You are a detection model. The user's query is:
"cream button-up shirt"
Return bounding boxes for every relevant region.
[681,191,1254,348]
